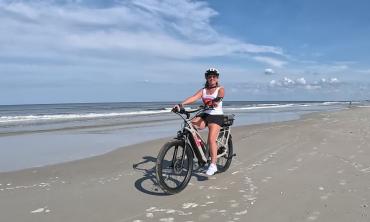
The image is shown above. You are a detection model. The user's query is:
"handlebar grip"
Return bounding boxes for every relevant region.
[172,107,186,113]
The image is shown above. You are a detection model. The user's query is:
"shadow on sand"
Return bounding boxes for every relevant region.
[133,156,209,196]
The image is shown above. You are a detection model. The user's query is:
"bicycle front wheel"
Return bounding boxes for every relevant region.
[155,139,193,194]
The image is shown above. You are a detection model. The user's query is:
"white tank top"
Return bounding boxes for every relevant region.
[202,87,223,115]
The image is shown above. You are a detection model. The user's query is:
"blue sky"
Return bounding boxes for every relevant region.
[1,0,370,104]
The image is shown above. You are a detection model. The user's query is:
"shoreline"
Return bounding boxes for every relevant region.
[0,106,348,173]
[0,106,355,176]
[0,101,354,173]
[1,107,369,221]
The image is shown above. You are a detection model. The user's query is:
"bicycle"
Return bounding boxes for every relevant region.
[155,105,235,194]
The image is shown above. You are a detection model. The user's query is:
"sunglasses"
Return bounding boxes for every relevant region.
[207,75,218,79]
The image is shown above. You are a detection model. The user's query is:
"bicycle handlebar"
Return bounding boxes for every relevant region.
[172,105,213,119]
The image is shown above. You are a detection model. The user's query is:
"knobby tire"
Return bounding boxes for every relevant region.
[155,139,193,194]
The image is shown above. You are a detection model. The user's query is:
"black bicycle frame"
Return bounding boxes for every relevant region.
[173,106,232,166]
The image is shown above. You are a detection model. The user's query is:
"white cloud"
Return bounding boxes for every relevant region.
[270,76,340,90]
[281,77,295,86]
[264,68,275,75]
[0,0,284,62]
[269,77,295,87]
[221,80,370,101]
[296,77,307,85]
[318,78,339,84]
[305,85,321,90]
[329,77,339,83]
[269,80,277,86]
[253,56,287,67]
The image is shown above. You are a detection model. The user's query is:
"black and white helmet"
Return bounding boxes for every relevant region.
[205,68,220,78]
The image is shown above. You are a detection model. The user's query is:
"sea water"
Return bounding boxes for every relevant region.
[0,101,355,172]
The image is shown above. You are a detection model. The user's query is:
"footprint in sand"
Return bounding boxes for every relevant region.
[234,209,248,215]
[146,213,154,218]
[230,202,240,208]
[208,186,228,190]
[200,201,215,207]
[320,193,332,200]
[182,203,198,209]
[339,180,347,186]
[288,166,299,172]
[261,177,272,183]
[30,207,51,214]
[307,211,320,221]
[159,217,174,222]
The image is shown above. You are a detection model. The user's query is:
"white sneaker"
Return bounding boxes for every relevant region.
[206,163,217,176]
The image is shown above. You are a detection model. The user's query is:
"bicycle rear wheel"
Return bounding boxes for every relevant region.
[216,135,233,173]
[155,139,193,194]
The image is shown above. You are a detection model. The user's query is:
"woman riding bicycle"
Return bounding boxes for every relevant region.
[173,68,224,176]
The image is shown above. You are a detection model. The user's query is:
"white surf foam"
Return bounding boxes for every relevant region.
[224,104,296,111]
[0,110,171,123]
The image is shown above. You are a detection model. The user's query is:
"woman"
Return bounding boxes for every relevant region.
[173,68,224,176]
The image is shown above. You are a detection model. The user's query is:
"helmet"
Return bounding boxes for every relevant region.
[205,68,219,78]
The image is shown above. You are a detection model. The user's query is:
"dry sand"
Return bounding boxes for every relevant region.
[0,107,369,222]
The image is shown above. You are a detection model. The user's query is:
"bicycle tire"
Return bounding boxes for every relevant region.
[155,139,193,194]
[216,135,233,173]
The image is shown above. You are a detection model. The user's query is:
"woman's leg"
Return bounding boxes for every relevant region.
[191,117,206,130]
[208,123,221,164]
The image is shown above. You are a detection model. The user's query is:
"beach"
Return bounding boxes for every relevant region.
[1,107,370,222]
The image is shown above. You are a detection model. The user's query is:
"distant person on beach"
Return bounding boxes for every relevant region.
[173,68,225,176]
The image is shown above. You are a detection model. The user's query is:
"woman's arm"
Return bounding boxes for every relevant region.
[212,87,225,107]
[217,87,225,98]
[173,89,203,111]
[181,89,203,105]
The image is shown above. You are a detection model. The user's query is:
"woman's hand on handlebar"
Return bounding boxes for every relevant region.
[172,104,184,113]
[172,104,213,115]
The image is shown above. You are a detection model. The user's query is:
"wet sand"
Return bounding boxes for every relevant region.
[0,107,369,222]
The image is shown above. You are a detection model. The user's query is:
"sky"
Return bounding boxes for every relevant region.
[1,0,370,104]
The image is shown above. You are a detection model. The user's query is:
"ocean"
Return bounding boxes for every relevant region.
[0,101,356,172]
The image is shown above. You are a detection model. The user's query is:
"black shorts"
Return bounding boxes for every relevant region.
[198,113,224,127]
